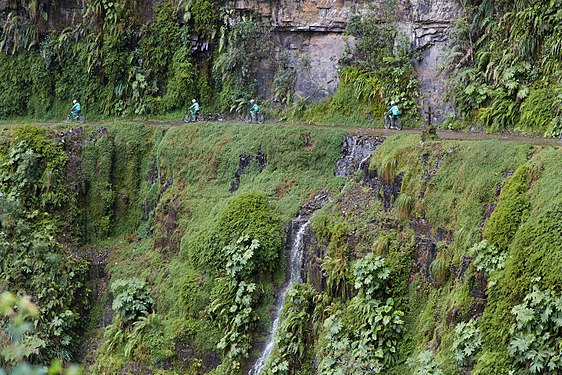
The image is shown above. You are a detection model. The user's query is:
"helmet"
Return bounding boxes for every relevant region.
[391,101,396,105]
[250,99,255,104]
[192,99,196,103]
[73,100,77,104]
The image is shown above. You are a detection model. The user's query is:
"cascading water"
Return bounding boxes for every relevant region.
[251,219,310,374]
[251,136,382,374]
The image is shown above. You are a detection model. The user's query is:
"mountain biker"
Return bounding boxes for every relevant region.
[189,99,200,120]
[70,100,81,119]
[249,99,260,121]
[386,101,401,128]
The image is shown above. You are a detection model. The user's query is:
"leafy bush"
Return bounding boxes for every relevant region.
[317,297,404,374]
[110,278,154,324]
[407,350,444,375]
[262,284,316,374]
[470,240,505,276]
[445,0,562,134]
[214,17,272,109]
[508,286,562,374]
[209,235,261,373]
[317,253,403,374]
[0,292,82,375]
[452,319,482,367]
[0,128,88,361]
[342,10,419,116]
[353,253,390,299]
[192,192,282,273]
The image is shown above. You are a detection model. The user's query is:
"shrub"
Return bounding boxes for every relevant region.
[470,240,505,276]
[353,253,390,299]
[110,278,154,324]
[507,286,562,374]
[452,319,482,367]
[262,284,316,374]
[407,350,444,375]
[192,192,282,274]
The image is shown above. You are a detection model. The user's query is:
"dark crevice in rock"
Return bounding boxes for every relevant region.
[230,149,268,192]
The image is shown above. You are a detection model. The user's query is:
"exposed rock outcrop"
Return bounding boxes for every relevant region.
[235,0,461,120]
[39,0,462,121]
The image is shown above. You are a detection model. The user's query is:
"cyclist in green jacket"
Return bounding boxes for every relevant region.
[189,99,200,120]
[386,101,401,128]
[70,100,81,119]
[249,99,260,121]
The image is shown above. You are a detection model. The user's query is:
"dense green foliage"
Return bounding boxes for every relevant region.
[0,127,88,362]
[316,255,404,373]
[508,286,562,373]
[451,319,482,366]
[1,122,560,374]
[445,0,562,136]
[110,278,154,325]
[0,292,82,375]
[210,236,262,373]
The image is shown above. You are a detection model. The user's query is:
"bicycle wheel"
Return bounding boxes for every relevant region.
[256,113,265,124]
[66,114,72,123]
[78,115,86,124]
[244,113,252,124]
[183,113,194,123]
[383,117,390,129]
[395,118,402,130]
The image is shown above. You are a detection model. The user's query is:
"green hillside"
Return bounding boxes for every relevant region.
[1,123,560,374]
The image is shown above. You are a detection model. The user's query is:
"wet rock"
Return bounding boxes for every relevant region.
[302,132,312,150]
[257,148,266,171]
[446,307,464,325]
[153,197,184,255]
[230,153,253,192]
[335,135,383,177]
[230,150,268,192]
[147,156,159,185]
[455,256,473,279]
[469,271,487,299]
[468,298,487,319]
[413,237,439,284]
[300,189,331,217]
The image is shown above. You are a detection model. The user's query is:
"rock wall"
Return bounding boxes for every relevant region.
[234,0,462,121]
[28,0,461,121]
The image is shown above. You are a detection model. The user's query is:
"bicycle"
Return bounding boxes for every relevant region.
[244,111,265,124]
[383,114,402,130]
[66,112,86,124]
[183,110,200,123]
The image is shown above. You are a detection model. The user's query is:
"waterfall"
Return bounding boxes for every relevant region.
[250,219,310,374]
[251,136,381,374]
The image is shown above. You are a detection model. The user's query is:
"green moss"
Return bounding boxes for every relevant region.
[476,148,562,373]
[189,192,283,273]
[483,165,530,249]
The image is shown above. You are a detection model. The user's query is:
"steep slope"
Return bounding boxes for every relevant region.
[1,123,560,374]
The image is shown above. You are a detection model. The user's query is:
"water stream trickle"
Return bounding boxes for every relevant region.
[250,219,310,374]
[251,136,381,374]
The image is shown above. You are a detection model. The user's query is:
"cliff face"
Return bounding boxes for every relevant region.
[234,0,461,120]
[16,0,461,120]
